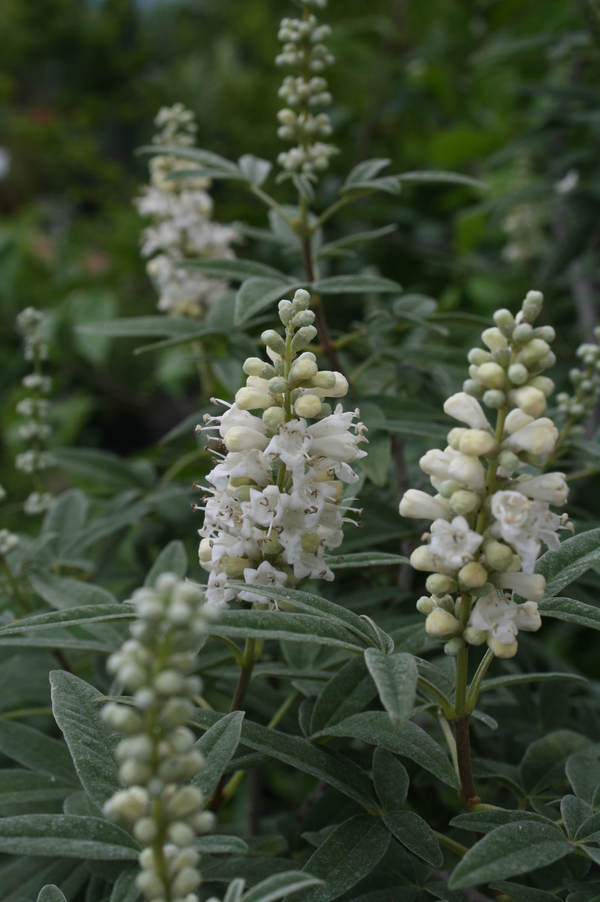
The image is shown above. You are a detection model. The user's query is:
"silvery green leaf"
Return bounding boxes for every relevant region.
[364,649,418,726]
[238,154,272,186]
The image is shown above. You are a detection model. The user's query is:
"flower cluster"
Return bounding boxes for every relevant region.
[15,308,55,515]
[276,2,338,175]
[135,103,238,318]
[0,484,19,558]
[103,573,216,902]
[197,289,367,608]
[556,327,600,435]
[400,291,571,659]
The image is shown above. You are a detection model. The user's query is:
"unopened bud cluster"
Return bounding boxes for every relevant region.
[103,573,216,902]
[15,308,55,515]
[556,326,600,435]
[197,289,367,608]
[136,104,238,318]
[276,3,338,174]
[400,291,571,659]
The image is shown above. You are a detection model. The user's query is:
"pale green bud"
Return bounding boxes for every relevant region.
[235,486,252,503]
[458,429,499,457]
[221,556,249,579]
[493,308,515,333]
[295,310,316,327]
[295,394,322,418]
[517,338,550,366]
[463,378,485,398]
[425,574,457,595]
[483,540,514,571]
[458,561,489,589]
[447,427,468,450]
[508,363,528,385]
[168,786,204,818]
[444,637,465,656]
[262,406,286,430]
[278,299,294,324]
[120,759,152,785]
[311,371,337,389]
[439,479,461,499]
[229,476,254,487]
[512,323,533,343]
[136,871,165,900]
[463,627,487,646]
[492,347,511,368]
[498,449,521,473]
[522,290,544,322]
[537,325,555,343]
[133,817,158,844]
[260,535,284,556]
[478,362,506,390]
[268,377,288,394]
[290,355,319,382]
[481,327,508,352]
[483,389,505,409]
[291,325,317,350]
[416,596,436,615]
[301,533,322,553]
[168,822,196,848]
[467,348,492,366]
[528,376,554,397]
[292,288,311,311]
[243,357,268,377]
[261,330,286,353]
[191,810,217,833]
[449,490,480,516]
[425,609,463,638]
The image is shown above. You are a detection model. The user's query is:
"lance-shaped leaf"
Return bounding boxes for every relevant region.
[396,170,488,190]
[534,528,600,599]
[448,822,571,888]
[234,278,305,326]
[313,275,401,295]
[490,883,562,902]
[0,605,133,637]
[178,258,286,282]
[0,721,78,784]
[191,711,244,801]
[109,867,141,902]
[538,597,600,631]
[76,315,203,338]
[241,871,323,902]
[480,671,587,692]
[144,540,187,584]
[364,650,418,726]
[38,888,68,902]
[326,552,409,570]
[520,730,590,796]
[451,811,555,834]
[0,815,140,860]
[212,609,369,653]
[310,657,377,735]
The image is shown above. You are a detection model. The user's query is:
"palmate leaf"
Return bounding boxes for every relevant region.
[448,822,571,889]
[191,709,378,810]
[0,815,140,860]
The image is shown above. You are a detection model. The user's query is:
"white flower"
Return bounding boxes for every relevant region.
[469,592,541,646]
[498,572,546,603]
[205,571,237,608]
[399,490,452,521]
[443,393,491,431]
[239,562,288,605]
[513,473,568,506]
[490,490,563,573]
[429,516,483,570]
[0,529,19,556]
[503,418,558,457]
[446,454,487,492]
[265,419,311,475]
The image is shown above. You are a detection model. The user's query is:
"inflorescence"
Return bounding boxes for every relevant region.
[556,326,600,443]
[400,290,572,659]
[103,574,216,902]
[276,1,338,176]
[15,307,55,515]
[196,289,367,608]
[135,103,238,318]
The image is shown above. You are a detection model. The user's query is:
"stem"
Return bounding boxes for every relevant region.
[454,716,480,809]
[438,713,460,778]
[434,831,468,858]
[418,676,455,721]
[249,184,295,227]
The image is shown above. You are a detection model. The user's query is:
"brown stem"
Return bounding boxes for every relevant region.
[454,716,480,809]
[229,661,256,713]
[52,648,74,674]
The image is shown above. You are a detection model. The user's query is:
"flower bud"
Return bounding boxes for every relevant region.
[134,817,158,844]
[295,394,322,418]
[243,357,268,377]
[439,479,461,499]
[262,407,286,430]
[459,429,499,457]
[487,637,518,659]
[447,427,468,450]
[517,338,550,366]
[268,377,288,395]
[425,574,457,595]
[498,572,545,602]
[399,489,451,521]
[503,418,558,456]
[483,541,515,571]
[168,786,204,818]
[539,351,556,370]
[292,288,311,311]
[514,472,568,505]
[528,376,554,397]
[458,561,489,589]
[449,490,480,516]
[481,328,508,352]
[168,822,196,847]
[425,609,463,638]
[291,325,317,351]
[513,323,533,343]
[261,330,287,353]
[136,871,165,900]
[483,389,506,409]
[463,627,487,646]
[290,354,319,382]
[420,449,450,478]
[235,387,273,411]
[463,379,485,398]
[443,393,491,430]
[504,408,535,435]
[477,362,506,390]
[172,867,202,896]
[522,290,544,322]
[410,545,452,574]
[493,308,515,333]
[221,556,248,578]
[224,427,270,452]
[416,596,436,615]
[444,637,465,656]
[311,370,337,389]
[278,299,294,324]
[508,363,528,385]
[447,454,486,492]
[508,386,547,417]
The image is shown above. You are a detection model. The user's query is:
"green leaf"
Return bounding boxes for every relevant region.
[520,730,590,795]
[360,616,395,655]
[241,871,323,902]
[37,887,68,902]
[490,883,562,902]
[344,159,391,185]
[316,225,398,260]
[448,822,571,889]
[191,711,244,801]
[538,597,600,631]
[312,711,459,789]
[110,867,141,902]
[562,795,594,839]
[373,748,409,813]
[566,753,600,805]
[313,275,401,295]
[0,770,75,804]
[535,528,600,599]
[225,878,246,902]
[29,572,117,610]
[51,448,152,491]
[0,856,82,902]
[137,144,242,176]
[76,315,202,338]
[234,278,305,326]
[326,553,409,570]
[293,815,391,902]
[42,490,89,552]
[191,709,378,810]
[50,672,124,808]
[196,836,249,854]
[202,855,299,886]
[343,176,400,196]
[574,808,600,842]
[238,154,273,186]
[211,610,368,653]
[178,258,285,282]
[0,605,133,637]
[0,722,77,783]
[144,540,187,585]
[310,657,377,735]
[480,671,587,692]
[364,650,418,727]
[0,815,139,860]
[383,811,443,867]
[396,171,488,190]
[451,811,555,834]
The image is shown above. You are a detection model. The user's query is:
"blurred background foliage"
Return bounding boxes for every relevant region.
[1,0,599,672]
